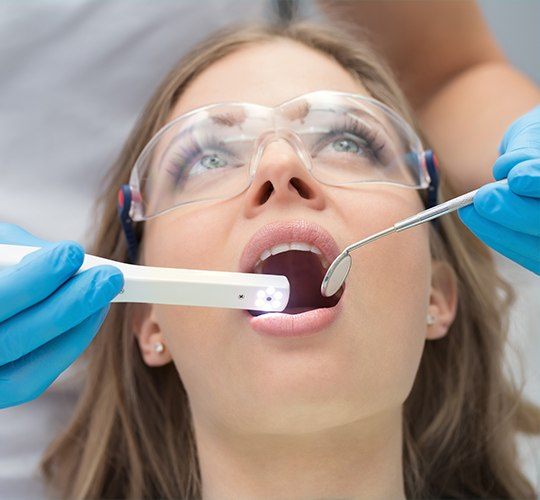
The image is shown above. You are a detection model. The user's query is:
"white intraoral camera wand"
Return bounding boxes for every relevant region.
[0,244,290,312]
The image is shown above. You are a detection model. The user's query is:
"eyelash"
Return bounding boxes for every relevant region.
[166,133,229,183]
[319,117,387,162]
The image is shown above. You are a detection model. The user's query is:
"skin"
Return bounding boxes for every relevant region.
[134,40,458,499]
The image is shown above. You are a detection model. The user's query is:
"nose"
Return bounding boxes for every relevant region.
[242,137,326,216]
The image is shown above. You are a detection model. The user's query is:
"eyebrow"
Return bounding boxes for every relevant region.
[209,108,247,127]
[283,100,311,121]
[284,101,382,126]
[207,100,314,125]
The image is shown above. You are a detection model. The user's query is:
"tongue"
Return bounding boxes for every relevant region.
[258,250,337,313]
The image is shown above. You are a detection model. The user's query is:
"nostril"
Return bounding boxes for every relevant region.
[258,181,273,204]
[290,177,312,199]
[256,177,313,205]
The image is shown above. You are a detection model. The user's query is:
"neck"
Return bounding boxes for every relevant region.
[194,409,405,500]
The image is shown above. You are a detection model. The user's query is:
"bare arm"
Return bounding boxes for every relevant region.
[318,0,540,193]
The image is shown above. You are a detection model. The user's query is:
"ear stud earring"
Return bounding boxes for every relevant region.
[153,342,165,353]
[427,314,436,326]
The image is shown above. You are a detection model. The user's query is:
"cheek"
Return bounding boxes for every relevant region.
[143,205,229,270]
[339,187,431,407]
[142,205,240,394]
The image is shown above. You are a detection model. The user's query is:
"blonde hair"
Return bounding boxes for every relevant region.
[41,21,540,498]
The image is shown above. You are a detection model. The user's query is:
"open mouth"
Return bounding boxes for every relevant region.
[247,250,345,316]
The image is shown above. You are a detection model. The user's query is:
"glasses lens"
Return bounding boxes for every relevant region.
[287,96,424,188]
[135,105,262,219]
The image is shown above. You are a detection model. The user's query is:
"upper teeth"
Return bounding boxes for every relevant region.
[253,242,329,272]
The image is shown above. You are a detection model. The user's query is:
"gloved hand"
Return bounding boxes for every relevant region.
[0,223,124,409]
[458,105,540,275]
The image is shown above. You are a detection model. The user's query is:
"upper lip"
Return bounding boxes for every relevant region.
[238,219,341,273]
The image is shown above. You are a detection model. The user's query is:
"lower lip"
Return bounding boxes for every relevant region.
[244,299,344,338]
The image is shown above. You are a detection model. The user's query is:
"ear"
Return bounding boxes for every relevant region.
[426,260,458,340]
[132,303,173,366]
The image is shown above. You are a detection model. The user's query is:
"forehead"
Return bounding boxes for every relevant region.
[171,39,371,119]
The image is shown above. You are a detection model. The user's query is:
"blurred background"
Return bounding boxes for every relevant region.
[478,0,539,84]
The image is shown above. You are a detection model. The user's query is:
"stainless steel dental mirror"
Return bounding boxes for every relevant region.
[320,179,508,297]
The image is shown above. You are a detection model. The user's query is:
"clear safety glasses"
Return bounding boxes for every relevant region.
[124,90,432,222]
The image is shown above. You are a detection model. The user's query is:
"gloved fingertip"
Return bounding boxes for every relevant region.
[51,240,83,272]
[64,241,85,269]
[508,171,532,193]
[473,184,500,216]
[493,154,513,181]
[109,271,125,294]
[507,161,540,196]
[97,265,125,296]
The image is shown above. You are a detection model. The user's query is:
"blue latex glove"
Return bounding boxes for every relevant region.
[0,223,124,408]
[458,105,540,274]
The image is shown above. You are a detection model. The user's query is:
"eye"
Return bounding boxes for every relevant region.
[332,137,366,154]
[201,153,228,169]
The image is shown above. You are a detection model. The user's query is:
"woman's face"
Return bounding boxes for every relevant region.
[136,40,453,436]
